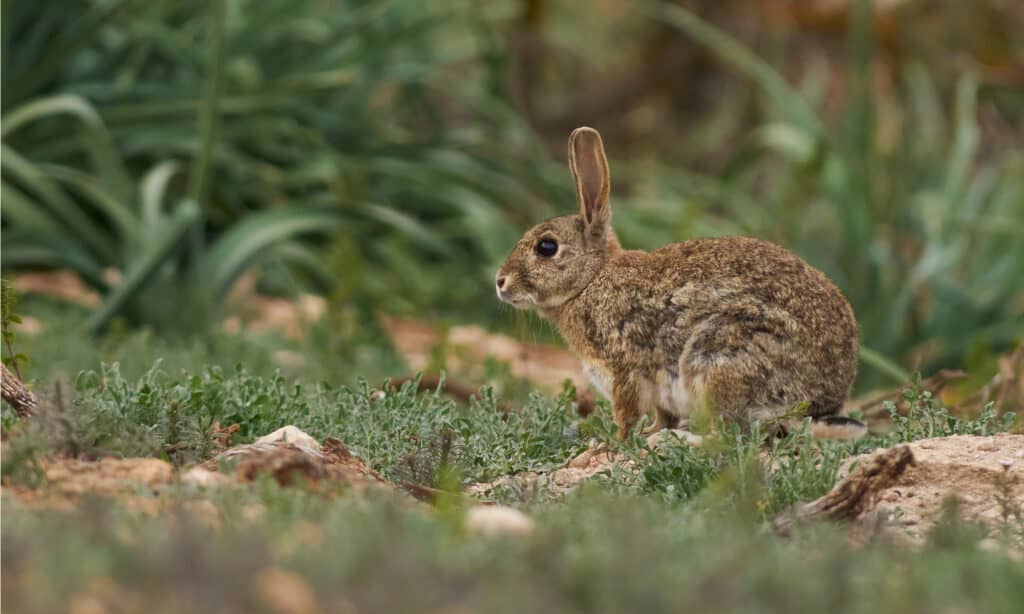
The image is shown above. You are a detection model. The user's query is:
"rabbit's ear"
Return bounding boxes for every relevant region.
[569,127,610,228]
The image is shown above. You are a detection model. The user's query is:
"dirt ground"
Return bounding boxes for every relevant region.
[467,432,1024,539]
[841,433,1024,538]
[5,427,1022,540]
[3,426,401,513]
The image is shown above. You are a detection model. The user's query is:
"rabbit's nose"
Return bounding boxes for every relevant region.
[496,276,508,291]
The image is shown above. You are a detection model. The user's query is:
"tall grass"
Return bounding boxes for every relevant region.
[2,0,1020,385]
[1,0,555,330]
[644,1,1024,387]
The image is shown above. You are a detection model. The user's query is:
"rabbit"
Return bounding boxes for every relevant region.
[495,127,862,440]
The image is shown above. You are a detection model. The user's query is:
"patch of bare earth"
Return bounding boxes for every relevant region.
[6,457,174,512]
[465,449,630,499]
[840,433,1024,539]
[380,316,587,394]
[3,427,403,512]
[467,430,703,498]
[469,432,1024,542]
[206,426,398,497]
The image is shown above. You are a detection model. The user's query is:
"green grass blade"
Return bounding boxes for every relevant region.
[270,241,337,293]
[201,207,344,301]
[85,200,201,335]
[185,0,227,276]
[941,75,980,234]
[652,3,822,136]
[1,94,104,138]
[0,144,116,263]
[2,94,134,201]
[858,345,911,385]
[1,182,64,234]
[141,160,183,231]
[39,164,140,244]
[3,0,127,105]
[362,203,451,255]
[186,0,226,206]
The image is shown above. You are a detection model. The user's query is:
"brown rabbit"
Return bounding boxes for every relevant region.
[495,127,861,439]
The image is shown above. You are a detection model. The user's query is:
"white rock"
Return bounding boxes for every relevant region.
[182,466,229,489]
[465,505,535,538]
[254,425,320,450]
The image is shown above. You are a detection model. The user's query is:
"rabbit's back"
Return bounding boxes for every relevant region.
[562,236,858,418]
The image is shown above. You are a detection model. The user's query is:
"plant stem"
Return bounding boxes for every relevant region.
[859,346,911,385]
[85,201,201,335]
[187,0,227,283]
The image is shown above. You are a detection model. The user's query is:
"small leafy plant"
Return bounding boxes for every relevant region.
[885,373,1016,443]
[1,277,28,375]
[60,363,584,479]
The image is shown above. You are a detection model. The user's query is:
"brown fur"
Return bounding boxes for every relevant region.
[496,127,858,438]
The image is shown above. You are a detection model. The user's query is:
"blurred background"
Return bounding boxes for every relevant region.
[2,0,1022,393]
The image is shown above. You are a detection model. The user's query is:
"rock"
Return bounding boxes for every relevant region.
[184,500,221,530]
[566,440,624,470]
[465,505,535,538]
[211,435,401,496]
[255,426,321,451]
[181,466,230,489]
[254,568,319,614]
[68,594,108,614]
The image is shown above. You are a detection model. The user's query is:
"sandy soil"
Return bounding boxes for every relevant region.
[841,433,1023,538]
[6,428,1021,540]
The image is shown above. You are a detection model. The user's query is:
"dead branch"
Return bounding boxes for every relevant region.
[1,362,37,417]
[957,342,1024,415]
[772,445,915,535]
[386,374,484,406]
[850,369,966,425]
[399,480,450,503]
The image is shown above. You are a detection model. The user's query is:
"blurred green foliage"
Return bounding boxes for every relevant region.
[634,3,1024,386]
[1,0,555,329]
[4,485,1024,614]
[2,0,1022,385]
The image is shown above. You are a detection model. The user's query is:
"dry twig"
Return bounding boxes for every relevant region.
[1,362,37,417]
[773,445,915,535]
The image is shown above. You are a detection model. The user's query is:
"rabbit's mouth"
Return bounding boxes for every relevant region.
[496,288,536,309]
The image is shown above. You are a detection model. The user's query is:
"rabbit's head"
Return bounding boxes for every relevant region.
[496,127,619,311]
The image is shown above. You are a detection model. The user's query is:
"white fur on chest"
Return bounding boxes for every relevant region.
[582,361,613,399]
[582,361,694,418]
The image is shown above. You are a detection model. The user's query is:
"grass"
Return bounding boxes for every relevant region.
[1,0,558,331]
[4,473,1024,613]
[2,304,1022,612]
[4,329,1016,505]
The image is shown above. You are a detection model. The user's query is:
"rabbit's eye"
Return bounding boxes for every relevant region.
[535,238,558,257]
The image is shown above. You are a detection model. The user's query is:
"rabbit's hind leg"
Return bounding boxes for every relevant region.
[642,406,681,437]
